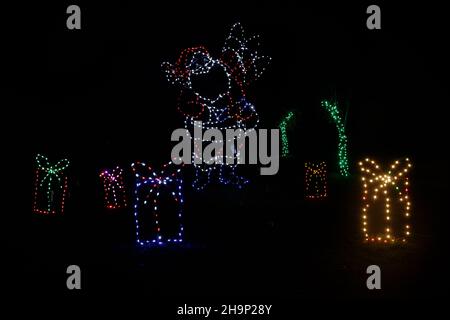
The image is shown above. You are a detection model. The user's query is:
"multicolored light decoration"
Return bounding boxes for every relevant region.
[279,111,295,158]
[131,161,184,246]
[321,99,350,177]
[304,161,328,199]
[33,154,70,215]
[359,158,412,243]
[99,166,127,209]
[162,22,270,191]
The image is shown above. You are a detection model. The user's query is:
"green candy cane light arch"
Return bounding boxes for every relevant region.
[279,111,295,158]
[321,99,350,177]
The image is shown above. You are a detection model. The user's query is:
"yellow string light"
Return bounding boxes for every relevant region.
[359,158,412,243]
[305,161,327,199]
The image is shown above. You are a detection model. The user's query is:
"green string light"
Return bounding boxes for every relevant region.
[35,154,70,213]
[279,111,295,158]
[321,99,350,177]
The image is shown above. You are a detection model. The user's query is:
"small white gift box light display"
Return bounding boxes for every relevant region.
[359,158,412,243]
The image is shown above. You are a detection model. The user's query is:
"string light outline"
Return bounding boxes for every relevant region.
[131,161,184,246]
[359,157,412,243]
[305,161,328,199]
[33,154,70,215]
[162,22,270,191]
[279,111,295,158]
[99,166,128,209]
[321,99,350,177]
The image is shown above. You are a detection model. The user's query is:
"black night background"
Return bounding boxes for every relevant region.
[4,0,449,315]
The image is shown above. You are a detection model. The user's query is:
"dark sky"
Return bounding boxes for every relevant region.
[8,1,446,166]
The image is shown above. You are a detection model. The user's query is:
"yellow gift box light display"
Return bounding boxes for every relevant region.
[359,158,412,243]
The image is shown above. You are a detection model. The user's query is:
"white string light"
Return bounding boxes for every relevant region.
[162,22,270,191]
[131,161,184,246]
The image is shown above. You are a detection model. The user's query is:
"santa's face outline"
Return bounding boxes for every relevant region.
[185,51,232,105]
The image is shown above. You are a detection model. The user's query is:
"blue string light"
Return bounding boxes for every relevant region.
[162,23,270,191]
[131,161,185,246]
